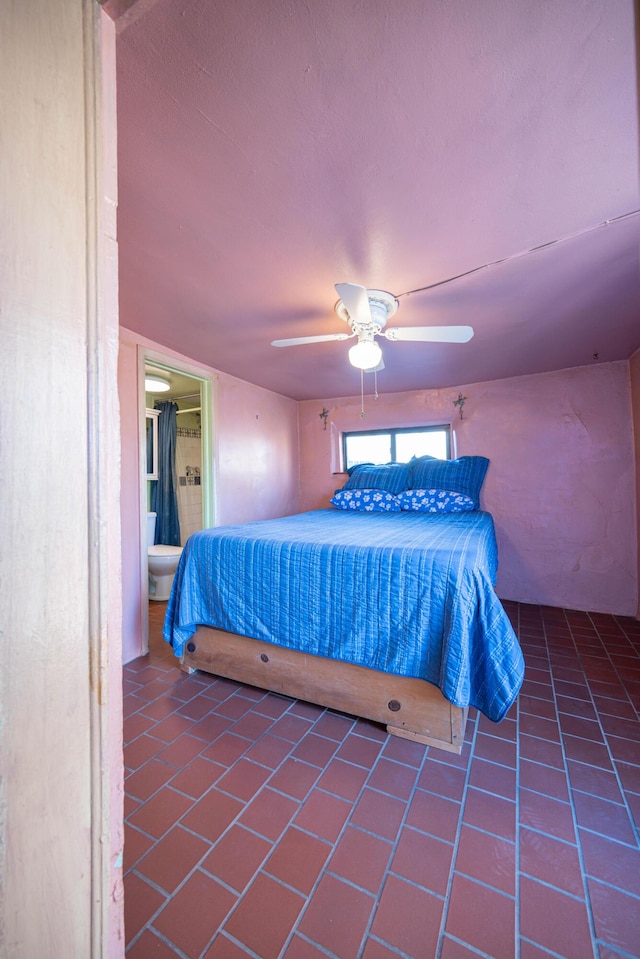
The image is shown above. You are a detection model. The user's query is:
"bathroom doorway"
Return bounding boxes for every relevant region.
[138,347,217,650]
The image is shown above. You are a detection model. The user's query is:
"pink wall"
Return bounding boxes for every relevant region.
[298,361,637,617]
[631,348,640,619]
[118,327,299,663]
[216,373,300,526]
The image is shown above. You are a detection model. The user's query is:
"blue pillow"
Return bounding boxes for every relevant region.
[397,489,476,513]
[345,462,373,476]
[343,462,410,494]
[408,456,489,508]
[331,489,401,512]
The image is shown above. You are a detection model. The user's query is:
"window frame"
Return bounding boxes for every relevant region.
[342,424,451,471]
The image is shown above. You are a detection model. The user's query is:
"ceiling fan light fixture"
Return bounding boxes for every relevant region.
[348,339,383,370]
[145,372,171,392]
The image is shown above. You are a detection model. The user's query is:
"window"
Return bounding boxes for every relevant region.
[342,426,450,471]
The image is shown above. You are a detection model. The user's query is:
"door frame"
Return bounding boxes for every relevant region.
[137,346,218,651]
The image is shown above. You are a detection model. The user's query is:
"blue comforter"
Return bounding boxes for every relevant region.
[164,509,524,721]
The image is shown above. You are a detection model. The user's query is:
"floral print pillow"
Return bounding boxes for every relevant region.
[397,489,476,512]
[330,489,401,512]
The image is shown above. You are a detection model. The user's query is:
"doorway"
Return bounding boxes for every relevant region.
[138,346,217,651]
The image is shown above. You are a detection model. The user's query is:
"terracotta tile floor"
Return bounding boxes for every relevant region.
[124,602,640,959]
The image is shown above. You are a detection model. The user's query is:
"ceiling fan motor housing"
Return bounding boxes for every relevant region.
[335,289,399,335]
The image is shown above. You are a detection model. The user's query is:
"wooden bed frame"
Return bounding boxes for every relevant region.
[180,626,468,754]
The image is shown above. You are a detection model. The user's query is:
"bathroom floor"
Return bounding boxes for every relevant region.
[123,601,640,958]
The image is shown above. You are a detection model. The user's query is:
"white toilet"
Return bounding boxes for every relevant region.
[147,512,183,601]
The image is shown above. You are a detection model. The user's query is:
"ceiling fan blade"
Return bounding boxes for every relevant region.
[271,333,351,347]
[335,282,371,325]
[384,325,474,343]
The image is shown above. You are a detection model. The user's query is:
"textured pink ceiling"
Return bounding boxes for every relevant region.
[115,0,639,401]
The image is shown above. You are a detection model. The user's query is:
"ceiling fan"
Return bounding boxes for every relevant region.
[271,283,474,371]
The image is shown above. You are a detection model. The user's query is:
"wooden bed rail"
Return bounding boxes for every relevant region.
[181,626,467,754]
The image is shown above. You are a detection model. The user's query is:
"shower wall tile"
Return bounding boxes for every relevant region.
[176,433,202,543]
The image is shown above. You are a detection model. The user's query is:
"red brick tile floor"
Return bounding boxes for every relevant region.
[123,602,640,959]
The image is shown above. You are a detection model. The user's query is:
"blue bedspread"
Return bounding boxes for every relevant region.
[164,509,524,721]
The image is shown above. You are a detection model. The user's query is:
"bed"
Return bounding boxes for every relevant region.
[163,456,524,754]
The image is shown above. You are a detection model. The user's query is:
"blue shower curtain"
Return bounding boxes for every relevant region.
[151,400,181,546]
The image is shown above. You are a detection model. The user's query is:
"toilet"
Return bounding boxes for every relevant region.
[147,512,183,601]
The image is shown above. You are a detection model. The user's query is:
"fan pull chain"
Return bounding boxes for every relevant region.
[374,369,379,400]
[360,370,366,418]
